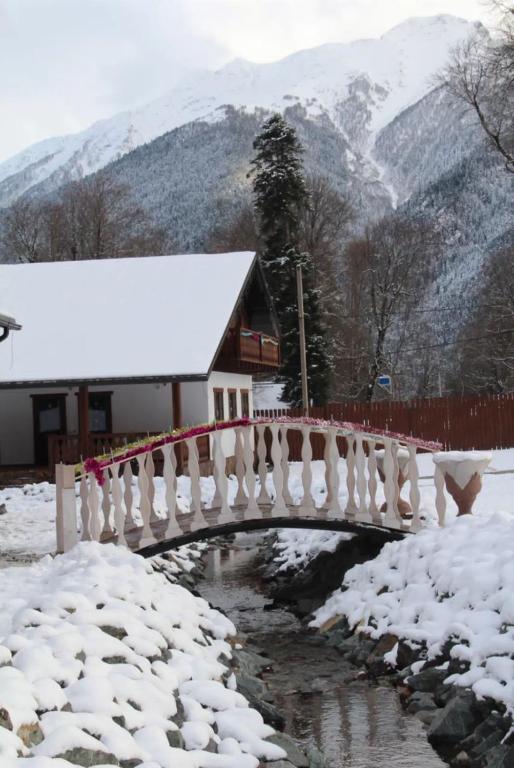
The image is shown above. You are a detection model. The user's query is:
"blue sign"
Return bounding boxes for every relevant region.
[378,374,391,387]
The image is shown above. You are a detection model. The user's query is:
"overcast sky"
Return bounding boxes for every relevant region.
[0,0,490,163]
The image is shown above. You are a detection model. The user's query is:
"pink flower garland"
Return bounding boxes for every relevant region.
[81,415,442,486]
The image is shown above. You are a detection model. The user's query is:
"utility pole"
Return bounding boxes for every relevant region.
[296,263,309,416]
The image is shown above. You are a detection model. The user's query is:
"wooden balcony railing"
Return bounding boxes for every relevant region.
[218,327,280,370]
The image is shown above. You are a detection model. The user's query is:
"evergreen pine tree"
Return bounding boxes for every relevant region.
[250,114,332,406]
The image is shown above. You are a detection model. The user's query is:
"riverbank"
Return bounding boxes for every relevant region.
[262,515,514,768]
[199,533,446,768]
[0,541,303,767]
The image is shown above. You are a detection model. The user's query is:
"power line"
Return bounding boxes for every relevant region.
[337,327,514,361]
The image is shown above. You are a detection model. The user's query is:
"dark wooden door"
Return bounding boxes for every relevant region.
[32,394,67,466]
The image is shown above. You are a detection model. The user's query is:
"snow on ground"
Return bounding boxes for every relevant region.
[311,511,514,717]
[0,542,286,767]
[1,449,513,560]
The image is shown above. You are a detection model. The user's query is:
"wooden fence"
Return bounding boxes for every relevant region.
[255,393,514,456]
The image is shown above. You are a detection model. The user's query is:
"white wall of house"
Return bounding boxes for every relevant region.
[181,381,209,427]
[0,375,254,466]
[0,382,174,465]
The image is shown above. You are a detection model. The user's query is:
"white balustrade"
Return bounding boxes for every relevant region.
[270,423,287,517]
[345,437,358,519]
[110,465,126,547]
[212,430,232,524]
[55,419,456,555]
[137,454,154,544]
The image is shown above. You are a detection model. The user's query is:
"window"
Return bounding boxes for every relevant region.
[228,389,238,420]
[241,389,250,418]
[213,388,225,421]
[88,393,112,433]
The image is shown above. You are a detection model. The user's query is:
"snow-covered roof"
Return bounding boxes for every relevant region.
[0,252,256,386]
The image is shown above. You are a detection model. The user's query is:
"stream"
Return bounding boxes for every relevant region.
[198,532,446,768]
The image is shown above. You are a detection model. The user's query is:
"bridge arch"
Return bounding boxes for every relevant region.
[55,417,443,555]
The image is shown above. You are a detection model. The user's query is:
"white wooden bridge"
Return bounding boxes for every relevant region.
[55,417,452,557]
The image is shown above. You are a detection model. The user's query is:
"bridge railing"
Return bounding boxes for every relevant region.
[55,417,442,553]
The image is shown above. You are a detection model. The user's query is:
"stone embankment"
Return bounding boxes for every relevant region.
[262,532,514,768]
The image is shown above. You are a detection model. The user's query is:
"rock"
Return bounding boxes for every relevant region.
[406,692,437,714]
[262,762,296,768]
[306,744,329,767]
[17,721,43,747]
[416,710,438,726]
[166,729,184,749]
[100,625,127,640]
[0,708,13,731]
[233,648,272,676]
[427,691,482,750]
[451,751,471,766]
[57,748,119,766]
[318,614,349,635]
[365,633,398,676]
[236,673,269,700]
[0,503,7,515]
[120,761,141,768]
[243,691,285,731]
[407,667,449,693]
[484,744,514,767]
[267,732,309,767]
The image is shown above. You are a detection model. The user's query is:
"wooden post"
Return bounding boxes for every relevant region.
[172,382,183,473]
[296,264,309,416]
[78,384,89,460]
[56,463,78,553]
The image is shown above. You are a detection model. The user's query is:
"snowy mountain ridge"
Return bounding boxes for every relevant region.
[0,14,483,208]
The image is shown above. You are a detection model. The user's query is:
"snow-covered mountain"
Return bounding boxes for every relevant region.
[0,14,483,209]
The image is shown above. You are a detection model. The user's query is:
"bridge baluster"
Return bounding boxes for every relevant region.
[299,425,316,516]
[234,427,247,506]
[324,429,341,519]
[146,451,159,523]
[101,469,114,540]
[123,462,137,531]
[281,426,293,507]
[87,472,102,541]
[408,445,422,531]
[137,454,155,544]
[355,435,371,523]
[344,436,358,519]
[110,465,126,547]
[212,430,232,524]
[256,425,271,504]
[79,476,92,541]
[186,437,204,529]
[382,439,401,529]
[270,423,287,517]
[242,426,259,517]
[367,439,381,524]
[434,464,446,527]
[162,443,181,538]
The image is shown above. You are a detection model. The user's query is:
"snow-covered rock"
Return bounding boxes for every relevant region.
[311,511,514,715]
[0,542,287,766]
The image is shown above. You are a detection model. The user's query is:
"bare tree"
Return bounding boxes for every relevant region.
[440,1,514,171]
[206,202,258,253]
[456,245,514,392]
[2,176,168,263]
[334,216,440,402]
[2,198,45,263]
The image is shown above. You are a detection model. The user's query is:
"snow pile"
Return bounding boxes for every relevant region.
[272,529,353,573]
[0,543,286,767]
[312,512,514,714]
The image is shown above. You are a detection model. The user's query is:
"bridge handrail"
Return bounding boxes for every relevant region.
[77,416,441,484]
[55,417,444,555]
